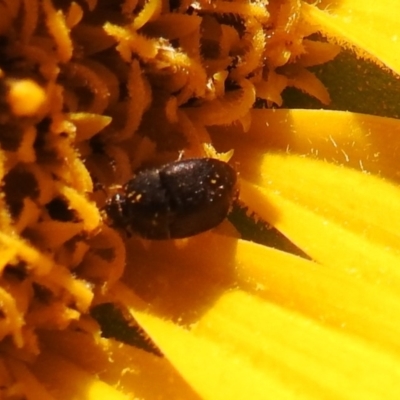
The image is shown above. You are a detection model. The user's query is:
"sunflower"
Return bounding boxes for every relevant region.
[1,0,400,399]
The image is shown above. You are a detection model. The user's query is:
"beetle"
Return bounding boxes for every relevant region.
[104,157,238,240]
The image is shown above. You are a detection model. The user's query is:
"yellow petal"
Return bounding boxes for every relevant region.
[6,357,55,400]
[39,325,200,399]
[239,154,400,291]
[119,231,400,355]
[233,238,400,355]
[31,351,130,400]
[130,289,400,400]
[302,1,400,74]
[211,109,400,182]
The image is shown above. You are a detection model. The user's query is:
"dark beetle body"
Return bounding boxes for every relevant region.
[105,158,238,239]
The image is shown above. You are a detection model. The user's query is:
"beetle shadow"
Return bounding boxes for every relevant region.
[122,231,243,326]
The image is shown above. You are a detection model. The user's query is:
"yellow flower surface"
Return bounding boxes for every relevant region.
[0,0,400,399]
[303,0,400,73]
